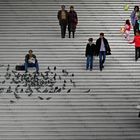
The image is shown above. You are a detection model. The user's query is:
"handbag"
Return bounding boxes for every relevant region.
[15,65,25,71]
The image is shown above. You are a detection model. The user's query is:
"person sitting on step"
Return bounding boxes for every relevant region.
[24,49,39,73]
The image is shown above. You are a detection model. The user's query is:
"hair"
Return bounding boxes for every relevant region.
[136,30,140,35]
[88,38,93,42]
[126,19,131,25]
[28,49,33,53]
[70,5,74,9]
[134,6,139,12]
[100,32,104,36]
[61,5,65,9]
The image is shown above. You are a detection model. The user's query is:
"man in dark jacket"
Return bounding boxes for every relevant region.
[25,49,39,73]
[85,38,97,71]
[96,33,111,71]
[57,5,68,38]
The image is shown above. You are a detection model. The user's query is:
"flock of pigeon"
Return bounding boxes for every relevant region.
[0,64,77,103]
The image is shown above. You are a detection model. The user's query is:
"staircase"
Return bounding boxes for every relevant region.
[0,0,140,140]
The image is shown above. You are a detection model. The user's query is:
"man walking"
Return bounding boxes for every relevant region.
[96,33,111,71]
[57,5,68,38]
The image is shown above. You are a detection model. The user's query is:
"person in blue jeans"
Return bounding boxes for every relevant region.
[25,49,39,73]
[85,38,97,71]
[96,33,111,71]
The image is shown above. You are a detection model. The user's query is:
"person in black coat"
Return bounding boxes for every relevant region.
[85,38,97,71]
[96,33,111,71]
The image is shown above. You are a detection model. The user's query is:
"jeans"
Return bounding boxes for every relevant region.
[25,61,39,72]
[99,51,106,70]
[86,55,93,70]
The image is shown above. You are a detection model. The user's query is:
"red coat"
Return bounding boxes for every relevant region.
[130,35,140,47]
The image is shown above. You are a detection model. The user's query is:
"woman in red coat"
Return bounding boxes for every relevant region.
[129,31,140,61]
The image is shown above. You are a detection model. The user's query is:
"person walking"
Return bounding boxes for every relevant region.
[123,19,131,41]
[129,31,140,61]
[96,33,111,71]
[68,5,78,38]
[85,38,97,71]
[57,5,68,38]
[130,6,139,35]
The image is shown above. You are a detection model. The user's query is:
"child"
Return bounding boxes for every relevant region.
[129,31,140,61]
[85,38,97,71]
[124,19,131,41]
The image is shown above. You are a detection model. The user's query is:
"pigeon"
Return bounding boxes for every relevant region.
[71,73,74,77]
[53,75,56,81]
[54,86,58,90]
[84,89,90,93]
[6,64,10,71]
[70,79,73,83]
[63,83,66,87]
[14,92,21,99]
[0,88,5,92]
[42,88,48,93]
[62,69,68,76]
[48,66,50,71]
[10,100,15,103]
[54,66,56,71]
[67,88,71,93]
[20,88,24,93]
[56,88,61,93]
[46,97,52,100]
[0,64,4,67]
[2,80,5,84]
[35,87,41,93]
[73,82,76,87]
[59,75,61,80]
[38,96,44,100]
[62,69,65,73]
[6,86,12,93]
[28,92,32,96]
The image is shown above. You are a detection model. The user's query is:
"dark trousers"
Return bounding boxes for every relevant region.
[68,24,76,38]
[69,31,75,38]
[60,24,67,38]
[133,25,137,35]
[135,47,140,61]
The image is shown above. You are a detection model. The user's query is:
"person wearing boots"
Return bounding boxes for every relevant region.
[68,5,78,38]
